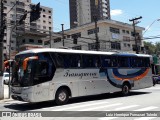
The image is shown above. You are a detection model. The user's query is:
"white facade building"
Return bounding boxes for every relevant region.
[2,0,53,58]
[53,20,145,53]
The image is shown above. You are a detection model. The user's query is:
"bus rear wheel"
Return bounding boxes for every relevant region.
[122,84,130,96]
[55,88,69,105]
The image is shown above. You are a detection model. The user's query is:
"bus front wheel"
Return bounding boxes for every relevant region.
[55,88,69,105]
[122,84,130,96]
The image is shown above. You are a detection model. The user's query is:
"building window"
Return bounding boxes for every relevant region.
[73,38,77,44]
[126,31,130,34]
[131,32,140,37]
[122,30,125,33]
[54,38,61,43]
[123,36,130,42]
[16,1,25,6]
[48,10,51,13]
[29,39,34,43]
[67,35,70,38]
[43,9,45,12]
[43,15,46,18]
[22,39,25,43]
[38,40,42,43]
[71,32,81,38]
[110,27,120,34]
[49,27,52,30]
[43,20,46,23]
[72,46,82,50]
[88,28,99,35]
[49,16,51,19]
[111,42,121,50]
[16,8,25,13]
[43,26,46,29]
[88,43,97,50]
[11,47,14,50]
[11,2,14,4]
[4,6,7,10]
[49,22,51,24]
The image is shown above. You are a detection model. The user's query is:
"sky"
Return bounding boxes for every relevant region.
[32,0,160,43]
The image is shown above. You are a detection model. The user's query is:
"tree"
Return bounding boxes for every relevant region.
[143,41,156,54]
[155,42,160,55]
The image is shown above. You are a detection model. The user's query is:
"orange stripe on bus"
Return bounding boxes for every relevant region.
[112,68,150,81]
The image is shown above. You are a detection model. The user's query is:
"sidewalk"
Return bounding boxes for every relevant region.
[0,85,13,103]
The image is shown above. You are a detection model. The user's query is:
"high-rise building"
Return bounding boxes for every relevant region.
[1,0,53,59]
[69,0,110,28]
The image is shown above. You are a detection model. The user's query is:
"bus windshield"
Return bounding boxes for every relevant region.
[11,53,35,87]
[12,52,55,87]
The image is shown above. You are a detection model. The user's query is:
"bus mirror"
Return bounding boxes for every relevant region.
[23,56,38,71]
[23,58,29,71]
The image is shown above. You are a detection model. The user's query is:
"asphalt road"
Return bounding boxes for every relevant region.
[0,84,160,120]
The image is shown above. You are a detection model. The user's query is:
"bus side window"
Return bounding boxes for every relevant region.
[118,57,129,67]
[54,53,64,68]
[93,56,101,67]
[101,56,111,67]
[70,54,81,68]
[111,56,117,67]
[82,55,94,68]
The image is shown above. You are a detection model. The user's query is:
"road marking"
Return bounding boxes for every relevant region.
[134,117,157,120]
[99,117,117,120]
[133,106,158,111]
[114,105,139,110]
[78,103,123,111]
[51,101,109,111]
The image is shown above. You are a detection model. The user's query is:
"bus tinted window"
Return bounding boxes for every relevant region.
[101,56,117,67]
[34,52,55,84]
[52,53,82,68]
[63,54,81,68]
[54,53,64,68]
[82,55,101,68]
[117,57,130,67]
[131,57,150,68]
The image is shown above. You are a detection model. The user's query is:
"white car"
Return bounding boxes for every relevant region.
[2,72,11,85]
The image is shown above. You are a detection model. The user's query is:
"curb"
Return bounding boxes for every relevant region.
[0,98,13,103]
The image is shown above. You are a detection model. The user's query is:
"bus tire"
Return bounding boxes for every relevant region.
[55,88,69,105]
[122,83,130,96]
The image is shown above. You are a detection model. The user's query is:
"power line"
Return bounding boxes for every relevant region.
[6,0,19,15]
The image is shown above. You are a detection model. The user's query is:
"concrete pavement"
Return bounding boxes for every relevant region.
[1,85,13,102]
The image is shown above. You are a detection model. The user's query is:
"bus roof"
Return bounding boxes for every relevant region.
[16,48,151,57]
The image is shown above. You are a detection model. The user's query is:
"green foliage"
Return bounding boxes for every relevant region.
[144,41,156,54]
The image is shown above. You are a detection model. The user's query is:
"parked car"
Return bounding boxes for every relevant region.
[2,72,11,85]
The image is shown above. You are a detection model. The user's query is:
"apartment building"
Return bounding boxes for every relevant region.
[69,0,110,28]
[53,19,145,53]
[2,0,53,58]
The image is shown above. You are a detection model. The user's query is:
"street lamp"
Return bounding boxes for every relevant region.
[61,24,64,47]
[143,19,160,35]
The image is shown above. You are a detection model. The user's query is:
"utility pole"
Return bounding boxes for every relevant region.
[0,0,5,76]
[129,16,142,54]
[61,24,64,47]
[94,0,99,51]
[49,31,52,48]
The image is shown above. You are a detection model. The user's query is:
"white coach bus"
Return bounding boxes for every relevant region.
[10,48,153,105]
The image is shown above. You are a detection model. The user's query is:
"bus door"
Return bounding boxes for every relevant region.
[32,53,55,101]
